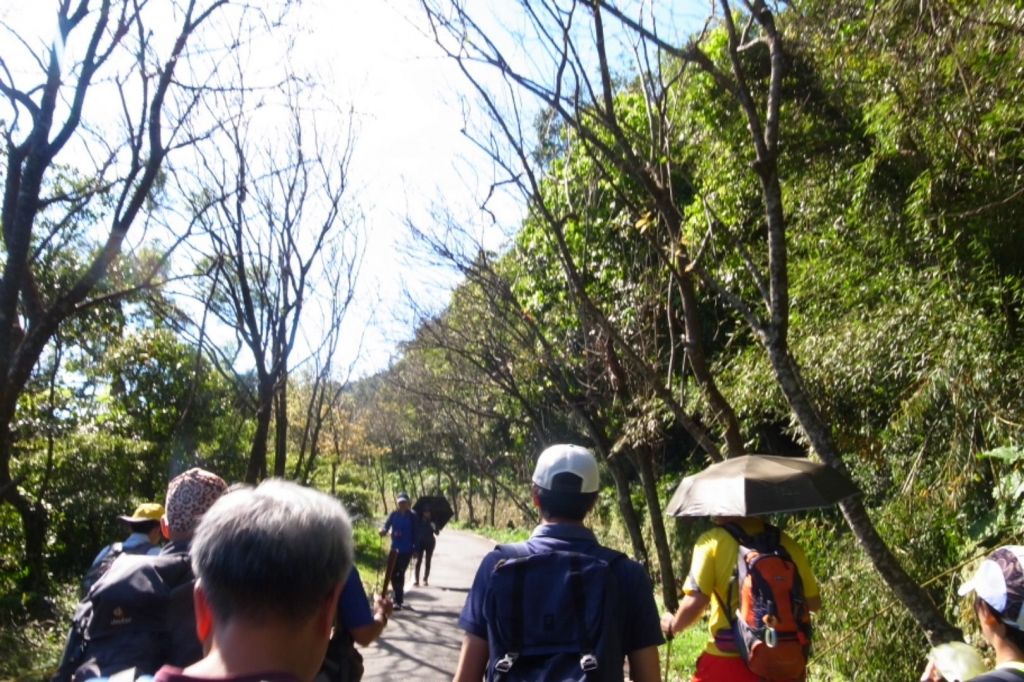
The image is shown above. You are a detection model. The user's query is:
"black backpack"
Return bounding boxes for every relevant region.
[81,541,154,596]
[481,542,625,682]
[316,625,364,682]
[54,552,192,682]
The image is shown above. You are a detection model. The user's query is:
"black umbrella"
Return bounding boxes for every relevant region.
[412,495,454,531]
[665,454,860,517]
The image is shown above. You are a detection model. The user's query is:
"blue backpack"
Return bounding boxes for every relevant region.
[482,543,625,682]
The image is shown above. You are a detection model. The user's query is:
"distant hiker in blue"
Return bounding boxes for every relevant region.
[379,491,418,610]
[453,444,663,682]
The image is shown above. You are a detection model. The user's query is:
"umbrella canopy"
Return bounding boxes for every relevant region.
[665,454,859,517]
[412,495,454,531]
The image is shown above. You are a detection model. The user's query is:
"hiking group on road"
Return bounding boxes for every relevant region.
[51,445,1024,682]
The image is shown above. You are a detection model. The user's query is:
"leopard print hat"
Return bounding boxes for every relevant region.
[165,467,227,535]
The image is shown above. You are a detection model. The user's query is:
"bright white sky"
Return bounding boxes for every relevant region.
[286,0,524,378]
[0,0,710,380]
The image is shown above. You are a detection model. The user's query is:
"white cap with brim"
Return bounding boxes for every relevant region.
[396,492,410,503]
[532,444,600,494]
[958,545,1024,631]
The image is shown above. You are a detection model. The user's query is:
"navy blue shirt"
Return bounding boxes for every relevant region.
[458,523,664,655]
[338,570,373,629]
[382,510,417,554]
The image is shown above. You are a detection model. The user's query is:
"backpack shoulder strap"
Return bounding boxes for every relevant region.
[488,542,531,676]
[716,523,752,628]
[757,524,785,554]
[720,522,752,547]
[723,522,788,555]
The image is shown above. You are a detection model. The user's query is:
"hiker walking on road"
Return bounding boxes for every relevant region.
[414,507,438,587]
[379,492,417,610]
[660,516,821,682]
[453,444,663,682]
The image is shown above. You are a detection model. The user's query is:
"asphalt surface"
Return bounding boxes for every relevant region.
[361,529,496,682]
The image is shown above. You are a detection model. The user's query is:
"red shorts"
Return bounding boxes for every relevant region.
[691,653,761,682]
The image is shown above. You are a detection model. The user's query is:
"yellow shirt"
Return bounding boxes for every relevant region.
[683,518,820,657]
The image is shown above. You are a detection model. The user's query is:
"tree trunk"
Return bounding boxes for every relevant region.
[674,270,745,458]
[372,456,389,515]
[273,378,288,478]
[246,378,273,483]
[446,472,460,521]
[465,468,476,525]
[489,478,497,526]
[416,467,426,498]
[766,339,961,644]
[4,482,49,613]
[633,445,678,611]
[608,456,650,571]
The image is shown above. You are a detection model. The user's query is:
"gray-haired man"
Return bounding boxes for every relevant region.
[151,479,354,682]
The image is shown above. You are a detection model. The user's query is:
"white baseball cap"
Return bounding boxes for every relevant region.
[958,545,1024,630]
[532,444,599,494]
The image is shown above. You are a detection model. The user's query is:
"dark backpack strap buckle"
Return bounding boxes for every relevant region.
[494,652,518,673]
[579,652,599,672]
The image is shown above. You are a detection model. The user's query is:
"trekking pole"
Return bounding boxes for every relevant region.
[380,548,399,600]
[373,529,385,596]
[663,637,671,682]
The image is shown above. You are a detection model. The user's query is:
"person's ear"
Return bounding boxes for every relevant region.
[531,486,541,509]
[193,580,214,645]
[161,517,170,541]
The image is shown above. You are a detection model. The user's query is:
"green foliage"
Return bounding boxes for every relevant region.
[0,584,76,681]
[333,472,376,522]
[352,522,390,594]
[970,447,1024,546]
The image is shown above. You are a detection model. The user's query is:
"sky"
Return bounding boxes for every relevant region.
[0,0,711,381]
[237,0,534,378]
[288,0,521,377]
[0,0,519,378]
[290,0,709,378]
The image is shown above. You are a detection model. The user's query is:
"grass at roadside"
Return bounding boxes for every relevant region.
[352,521,390,596]
[659,626,704,681]
[447,519,531,544]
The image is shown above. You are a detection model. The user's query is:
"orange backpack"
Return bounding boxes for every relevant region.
[716,524,812,681]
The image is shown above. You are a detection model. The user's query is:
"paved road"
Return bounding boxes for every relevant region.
[361,529,496,682]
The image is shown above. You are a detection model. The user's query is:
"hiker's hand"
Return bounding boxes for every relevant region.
[375,595,394,623]
[660,613,676,640]
[379,528,387,537]
[919,661,945,682]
